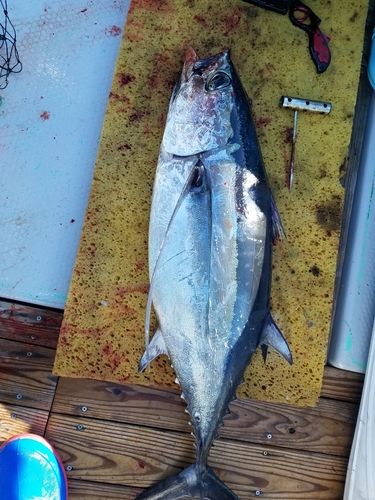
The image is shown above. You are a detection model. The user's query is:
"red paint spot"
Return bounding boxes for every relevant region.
[283,147,291,188]
[128,109,145,123]
[255,117,272,128]
[103,344,111,355]
[40,111,50,121]
[264,63,275,76]
[221,9,242,36]
[117,284,149,299]
[80,8,87,13]
[117,73,136,87]
[109,92,129,103]
[284,127,293,144]
[143,123,151,135]
[129,0,174,14]
[148,52,172,89]
[136,262,145,271]
[112,353,122,371]
[194,15,207,27]
[107,25,122,37]
[138,461,146,469]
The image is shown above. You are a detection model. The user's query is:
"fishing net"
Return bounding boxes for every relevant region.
[0,0,22,90]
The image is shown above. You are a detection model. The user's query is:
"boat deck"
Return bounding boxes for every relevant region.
[0,300,364,499]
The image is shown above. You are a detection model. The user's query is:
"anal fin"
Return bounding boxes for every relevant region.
[259,314,292,365]
[138,328,169,372]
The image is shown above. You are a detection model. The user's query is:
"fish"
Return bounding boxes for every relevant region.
[136,47,292,500]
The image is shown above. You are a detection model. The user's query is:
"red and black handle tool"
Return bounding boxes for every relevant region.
[289,0,331,74]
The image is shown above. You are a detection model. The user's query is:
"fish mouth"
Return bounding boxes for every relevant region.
[182,47,230,82]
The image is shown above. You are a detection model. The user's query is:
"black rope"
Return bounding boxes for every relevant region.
[0,0,22,89]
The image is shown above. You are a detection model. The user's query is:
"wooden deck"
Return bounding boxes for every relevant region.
[0,300,365,499]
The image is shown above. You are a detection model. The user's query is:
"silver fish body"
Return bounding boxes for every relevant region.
[137,48,292,500]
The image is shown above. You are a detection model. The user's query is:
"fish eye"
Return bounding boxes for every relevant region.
[206,72,231,92]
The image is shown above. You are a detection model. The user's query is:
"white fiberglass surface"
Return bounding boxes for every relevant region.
[328,90,375,373]
[0,0,130,308]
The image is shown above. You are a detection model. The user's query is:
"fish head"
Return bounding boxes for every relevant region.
[162,48,234,156]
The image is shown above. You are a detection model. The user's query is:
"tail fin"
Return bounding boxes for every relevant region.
[135,463,241,500]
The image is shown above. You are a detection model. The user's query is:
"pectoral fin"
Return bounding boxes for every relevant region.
[259,314,292,365]
[139,328,169,373]
[270,191,286,242]
[144,161,205,368]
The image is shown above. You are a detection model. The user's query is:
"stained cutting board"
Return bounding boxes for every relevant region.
[54,0,368,406]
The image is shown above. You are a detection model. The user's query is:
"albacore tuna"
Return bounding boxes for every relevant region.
[137,48,292,500]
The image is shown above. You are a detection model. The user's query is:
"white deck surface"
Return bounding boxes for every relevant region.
[0,0,130,308]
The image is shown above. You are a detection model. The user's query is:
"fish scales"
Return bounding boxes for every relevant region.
[137,48,292,500]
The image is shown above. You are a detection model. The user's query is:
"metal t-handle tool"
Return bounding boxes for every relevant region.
[279,96,332,190]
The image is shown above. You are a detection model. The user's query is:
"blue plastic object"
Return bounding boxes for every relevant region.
[369,27,375,90]
[0,434,68,500]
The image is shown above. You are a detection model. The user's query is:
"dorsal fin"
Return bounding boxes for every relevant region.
[145,161,204,368]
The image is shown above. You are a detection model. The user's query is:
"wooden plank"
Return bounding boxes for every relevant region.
[225,397,357,457]
[53,377,357,457]
[0,403,49,442]
[321,366,364,404]
[46,413,347,499]
[0,338,58,410]
[0,299,364,405]
[0,300,62,349]
[52,377,187,429]
[68,479,142,499]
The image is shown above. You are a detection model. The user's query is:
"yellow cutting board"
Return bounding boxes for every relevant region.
[53,0,368,406]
